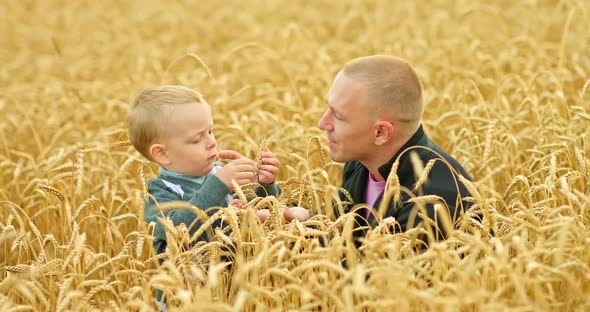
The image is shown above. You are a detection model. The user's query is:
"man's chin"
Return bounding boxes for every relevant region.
[329,150,345,163]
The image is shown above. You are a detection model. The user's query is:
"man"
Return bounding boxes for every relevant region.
[318,55,473,244]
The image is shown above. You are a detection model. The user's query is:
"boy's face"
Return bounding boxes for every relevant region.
[158,101,217,176]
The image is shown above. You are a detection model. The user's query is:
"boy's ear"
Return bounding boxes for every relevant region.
[374,120,393,146]
[149,143,170,165]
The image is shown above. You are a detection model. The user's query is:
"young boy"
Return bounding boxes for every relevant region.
[127,85,308,256]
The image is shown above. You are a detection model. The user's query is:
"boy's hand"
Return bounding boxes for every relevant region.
[258,147,279,184]
[229,198,244,208]
[255,209,270,223]
[229,198,270,223]
[216,150,256,188]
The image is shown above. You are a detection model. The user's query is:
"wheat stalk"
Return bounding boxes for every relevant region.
[74,148,84,194]
[38,184,65,201]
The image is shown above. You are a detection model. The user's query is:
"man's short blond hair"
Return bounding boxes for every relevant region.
[343,55,423,131]
[127,85,203,160]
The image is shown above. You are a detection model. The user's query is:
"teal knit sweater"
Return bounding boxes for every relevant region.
[145,165,278,254]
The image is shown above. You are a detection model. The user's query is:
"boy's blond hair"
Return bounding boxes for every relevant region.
[343,55,423,134]
[127,85,203,160]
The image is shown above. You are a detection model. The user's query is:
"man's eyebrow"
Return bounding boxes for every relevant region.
[329,105,341,116]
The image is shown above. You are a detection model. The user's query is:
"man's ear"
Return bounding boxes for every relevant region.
[149,143,170,165]
[374,121,394,146]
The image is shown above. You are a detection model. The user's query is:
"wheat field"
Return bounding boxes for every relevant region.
[1,0,590,311]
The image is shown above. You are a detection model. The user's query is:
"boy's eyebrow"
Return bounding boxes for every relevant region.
[190,123,214,137]
[191,130,205,137]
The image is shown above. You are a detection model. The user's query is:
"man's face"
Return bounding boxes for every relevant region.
[159,101,218,176]
[318,71,377,163]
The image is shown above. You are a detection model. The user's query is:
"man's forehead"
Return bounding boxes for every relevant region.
[327,75,363,108]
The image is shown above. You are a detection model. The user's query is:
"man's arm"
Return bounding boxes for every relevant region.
[386,154,473,239]
[391,200,453,241]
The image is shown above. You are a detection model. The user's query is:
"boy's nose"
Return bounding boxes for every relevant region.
[207,134,217,149]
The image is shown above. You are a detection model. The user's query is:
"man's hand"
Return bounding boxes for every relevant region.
[258,147,280,184]
[216,150,256,188]
[285,206,310,222]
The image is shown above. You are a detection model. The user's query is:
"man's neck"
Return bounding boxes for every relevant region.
[361,135,411,182]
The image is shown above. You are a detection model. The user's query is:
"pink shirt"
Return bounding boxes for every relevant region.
[365,173,386,218]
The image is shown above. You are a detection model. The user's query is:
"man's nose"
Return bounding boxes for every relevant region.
[318,110,331,130]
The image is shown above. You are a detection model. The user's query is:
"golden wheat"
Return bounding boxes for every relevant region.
[1,0,590,311]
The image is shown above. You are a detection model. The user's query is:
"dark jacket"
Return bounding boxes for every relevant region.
[337,124,473,243]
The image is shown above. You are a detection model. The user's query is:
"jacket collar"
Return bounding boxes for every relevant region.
[159,166,206,185]
[377,124,429,181]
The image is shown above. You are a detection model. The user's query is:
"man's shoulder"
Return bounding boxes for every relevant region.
[423,142,472,180]
[412,141,473,199]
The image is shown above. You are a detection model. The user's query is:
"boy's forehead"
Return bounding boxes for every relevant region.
[160,104,211,138]
[170,102,211,122]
